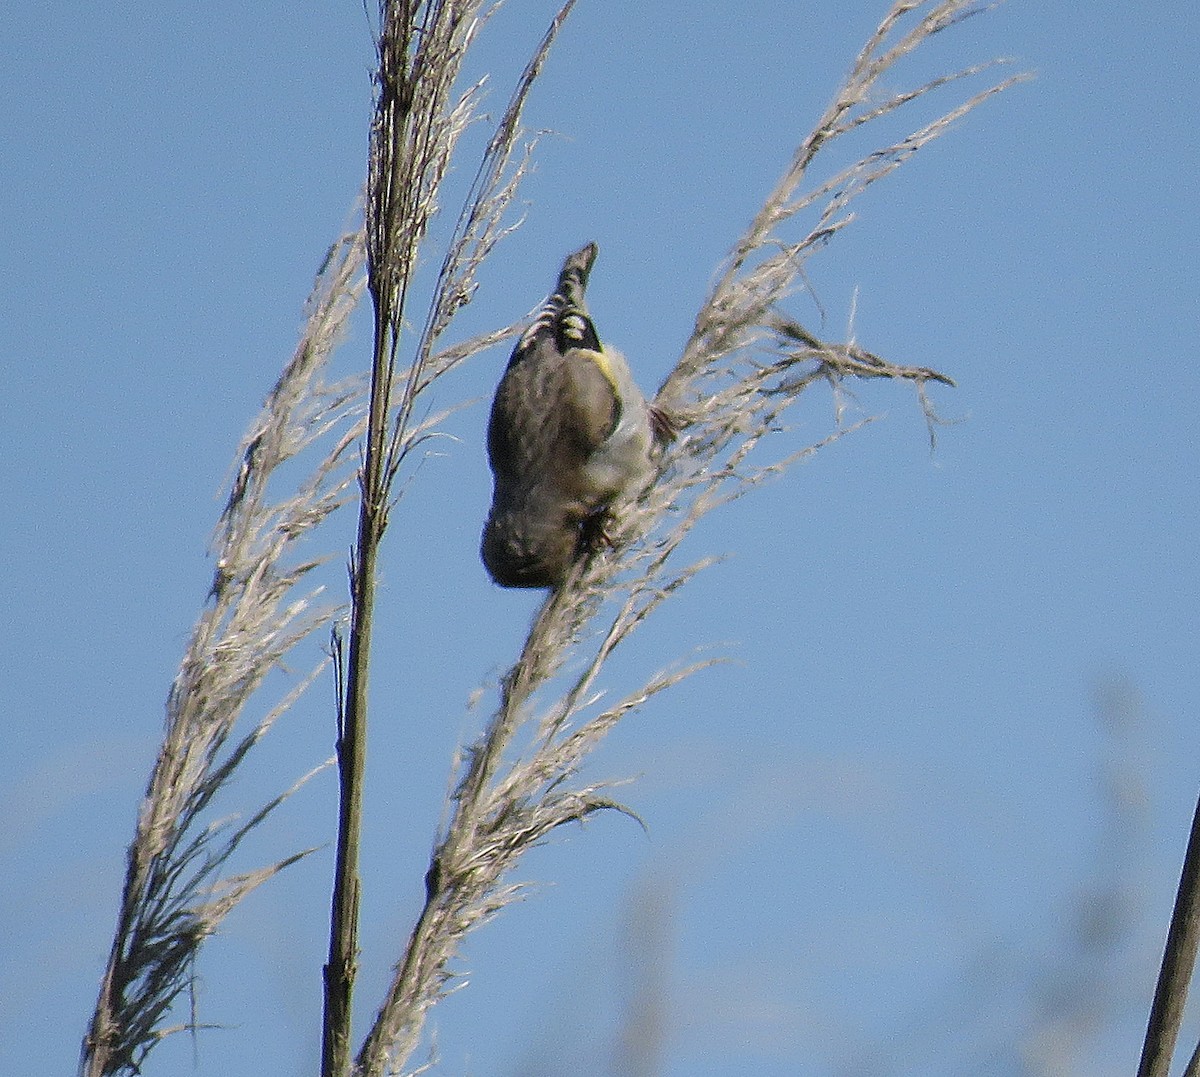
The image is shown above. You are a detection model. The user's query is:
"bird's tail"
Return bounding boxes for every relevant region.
[516,242,602,358]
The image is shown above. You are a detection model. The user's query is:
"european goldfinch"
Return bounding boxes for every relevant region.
[481,243,672,588]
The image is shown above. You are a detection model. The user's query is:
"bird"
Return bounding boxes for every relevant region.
[481,242,673,589]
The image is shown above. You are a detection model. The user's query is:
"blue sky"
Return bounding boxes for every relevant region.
[3,2,1199,1075]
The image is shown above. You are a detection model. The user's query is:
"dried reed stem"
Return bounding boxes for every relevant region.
[81,232,366,1077]
[1139,792,1200,1077]
[325,3,578,1075]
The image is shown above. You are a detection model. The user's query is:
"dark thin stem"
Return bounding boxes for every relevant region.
[1138,791,1200,1077]
[1184,1038,1200,1077]
[321,7,417,1071]
[321,301,393,1077]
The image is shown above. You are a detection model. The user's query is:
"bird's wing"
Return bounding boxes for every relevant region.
[561,347,620,458]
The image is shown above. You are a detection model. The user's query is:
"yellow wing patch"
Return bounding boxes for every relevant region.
[576,347,620,396]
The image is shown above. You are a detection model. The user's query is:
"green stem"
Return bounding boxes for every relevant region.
[321,289,394,1077]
